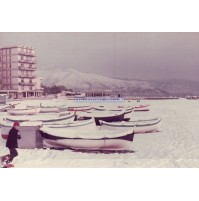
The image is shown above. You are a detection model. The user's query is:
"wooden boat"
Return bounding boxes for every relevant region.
[134,104,150,112]
[40,127,134,151]
[27,104,60,113]
[76,110,125,125]
[0,103,19,112]
[67,106,93,112]
[7,107,40,115]
[93,106,133,121]
[99,116,162,134]
[5,112,75,123]
[123,110,133,121]
[0,105,11,112]
[40,106,60,113]
[43,118,96,129]
[94,105,133,112]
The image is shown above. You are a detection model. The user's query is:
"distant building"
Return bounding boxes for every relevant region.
[85,90,112,97]
[0,46,43,98]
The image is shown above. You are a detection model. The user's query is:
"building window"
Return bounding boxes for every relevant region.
[21,86,24,90]
[29,86,32,90]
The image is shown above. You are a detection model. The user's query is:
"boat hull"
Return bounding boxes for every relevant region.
[99,117,162,134]
[78,112,125,125]
[43,136,134,151]
[39,126,134,150]
[7,108,40,115]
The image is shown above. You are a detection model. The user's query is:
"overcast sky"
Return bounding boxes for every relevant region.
[0,32,199,81]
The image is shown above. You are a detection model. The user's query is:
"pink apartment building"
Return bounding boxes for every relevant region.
[0,46,43,99]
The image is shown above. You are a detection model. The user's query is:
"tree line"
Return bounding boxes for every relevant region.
[41,84,73,95]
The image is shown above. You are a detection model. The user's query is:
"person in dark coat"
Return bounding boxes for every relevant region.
[6,121,21,162]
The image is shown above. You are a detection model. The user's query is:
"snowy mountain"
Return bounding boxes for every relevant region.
[37,68,199,96]
[149,80,199,96]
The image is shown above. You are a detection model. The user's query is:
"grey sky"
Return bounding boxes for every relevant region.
[0,32,199,81]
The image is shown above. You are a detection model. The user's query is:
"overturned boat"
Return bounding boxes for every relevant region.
[40,127,134,151]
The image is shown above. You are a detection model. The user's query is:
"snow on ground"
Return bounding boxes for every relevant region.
[1,98,199,168]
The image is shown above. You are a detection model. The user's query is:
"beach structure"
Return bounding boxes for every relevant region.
[85,90,112,97]
[0,46,43,99]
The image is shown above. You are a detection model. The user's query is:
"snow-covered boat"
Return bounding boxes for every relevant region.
[67,106,93,112]
[0,103,19,112]
[40,106,60,113]
[99,116,162,134]
[7,107,40,115]
[43,118,96,129]
[5,112,75,123]
[27,104,60,113]
[94,105,133,111]
[134,104,150,112]
[123,110,133,121]
[40,127,134,151]
[0,104,11,112]
[93,106,133,121]
[76,110,125,125]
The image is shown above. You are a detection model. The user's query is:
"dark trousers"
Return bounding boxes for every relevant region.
[9,148,18,162]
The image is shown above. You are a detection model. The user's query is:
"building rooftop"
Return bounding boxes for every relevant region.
[0,45,34,49]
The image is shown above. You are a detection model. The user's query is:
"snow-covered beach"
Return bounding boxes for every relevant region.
[1,98,199,168]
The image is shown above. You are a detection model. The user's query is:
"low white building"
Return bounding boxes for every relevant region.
[85,90,112,97]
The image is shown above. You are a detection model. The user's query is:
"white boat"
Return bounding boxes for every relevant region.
[99,116,162,134]
[40,127,134,151]
[67,106,93,112]
[39,106,60,113]
[5,112,75,123]
[27,104,60,113]
[43,118,96,129]
[94,105,133,111]
[7,107,40,115]
[0,103,19,112]
[0,104,11,112]
[134,104,150,112]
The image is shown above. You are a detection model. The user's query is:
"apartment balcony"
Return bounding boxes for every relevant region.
[18,59,36,64]
[18,51,35,57]
[18,66,36,71]
[19,75,36,79]
[18,82,35,86]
